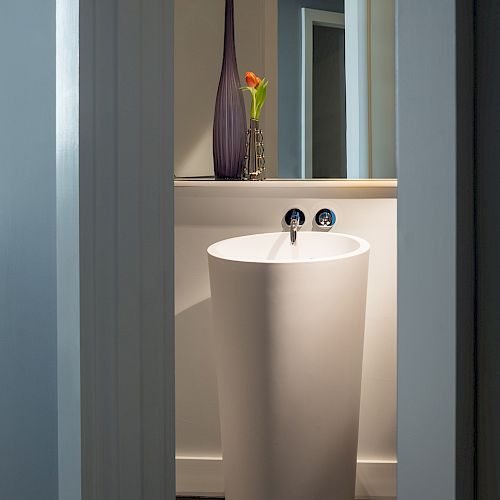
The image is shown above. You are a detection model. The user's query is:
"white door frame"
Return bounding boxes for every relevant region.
[50,0,475,498]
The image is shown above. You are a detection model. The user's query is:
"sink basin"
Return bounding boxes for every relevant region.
[207,230,368,263]
[207,231,370,500]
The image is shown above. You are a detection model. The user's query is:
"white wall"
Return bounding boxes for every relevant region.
[174,0,278,178]
[174,180,397,498]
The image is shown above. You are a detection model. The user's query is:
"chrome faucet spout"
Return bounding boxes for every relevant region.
[285,208,304,245]
[290,214,299,245]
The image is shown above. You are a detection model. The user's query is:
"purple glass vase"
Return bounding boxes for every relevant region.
[213,0,247,179]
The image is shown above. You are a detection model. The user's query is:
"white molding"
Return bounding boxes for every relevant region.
[176,457,396,499]
[301,9,345,179]
[263,0,279,177]
[56,0,81,498]
[345,0,370,178]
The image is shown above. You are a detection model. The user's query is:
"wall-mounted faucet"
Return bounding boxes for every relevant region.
[284,209,305,245]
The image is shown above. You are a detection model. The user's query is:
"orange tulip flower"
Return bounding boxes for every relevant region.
[245,71,261,88]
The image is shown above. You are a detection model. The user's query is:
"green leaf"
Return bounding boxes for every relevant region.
[254,79,268,120]
[240,80,268,119]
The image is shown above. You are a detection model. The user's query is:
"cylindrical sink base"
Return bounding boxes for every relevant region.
[208,237,369,500]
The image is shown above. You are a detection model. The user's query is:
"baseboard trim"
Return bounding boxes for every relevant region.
[176,456,396,499]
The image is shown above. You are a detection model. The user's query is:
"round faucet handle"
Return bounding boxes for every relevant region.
[315,209,336,227]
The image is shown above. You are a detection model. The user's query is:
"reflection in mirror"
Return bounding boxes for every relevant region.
[174,0,396,179]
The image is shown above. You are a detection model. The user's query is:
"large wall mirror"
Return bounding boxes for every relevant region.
[174,0,396,179]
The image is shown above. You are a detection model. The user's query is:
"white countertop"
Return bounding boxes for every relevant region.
[174,178,398,199]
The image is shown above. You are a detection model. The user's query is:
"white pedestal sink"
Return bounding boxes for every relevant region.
[207,231,370,500]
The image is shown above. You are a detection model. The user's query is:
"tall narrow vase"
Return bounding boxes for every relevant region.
[213,0,247,179]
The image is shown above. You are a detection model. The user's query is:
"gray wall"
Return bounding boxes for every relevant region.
[79,0,175,498]
[0,1,59,499]
[397,3,457,495]
[278,0,344,178]
[398,0,475,499]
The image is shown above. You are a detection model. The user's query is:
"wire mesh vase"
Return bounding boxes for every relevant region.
[213,0,247,180]
[244,119,266,180]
